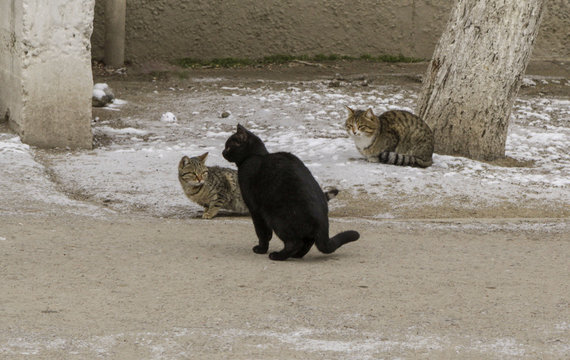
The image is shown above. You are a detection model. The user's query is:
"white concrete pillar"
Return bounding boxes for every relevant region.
[0,0,95,149]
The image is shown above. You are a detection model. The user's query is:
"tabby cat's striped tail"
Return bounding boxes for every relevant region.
[379,151,432,168]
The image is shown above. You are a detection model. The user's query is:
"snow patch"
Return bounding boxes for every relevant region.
[95,126,149,136]
[2,78,569,219]
[160,111,177,123]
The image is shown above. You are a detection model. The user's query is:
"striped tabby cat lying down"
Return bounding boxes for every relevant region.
[345,107,434,168]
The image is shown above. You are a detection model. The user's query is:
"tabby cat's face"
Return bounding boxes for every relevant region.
[178,153,209,186]
[345,107,378,138]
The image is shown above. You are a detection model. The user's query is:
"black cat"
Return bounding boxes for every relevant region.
[222,124,360,261]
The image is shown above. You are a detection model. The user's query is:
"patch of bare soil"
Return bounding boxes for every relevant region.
[95,59,569,94]
[484,156,536,168]
[331,192,568,220]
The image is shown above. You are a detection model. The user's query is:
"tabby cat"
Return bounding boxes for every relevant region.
[222,124,359,261]
[179,153,340,219]
[345,107,434,167]
[178,152,249,219]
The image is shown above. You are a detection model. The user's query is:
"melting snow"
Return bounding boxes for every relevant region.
[1,78,568,218]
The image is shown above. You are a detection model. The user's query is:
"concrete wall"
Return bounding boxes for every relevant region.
[0,0,94,149]
[91,0,569,65]
[0,0,23,129]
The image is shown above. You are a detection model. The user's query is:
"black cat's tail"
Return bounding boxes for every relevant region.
[315,230,360,254]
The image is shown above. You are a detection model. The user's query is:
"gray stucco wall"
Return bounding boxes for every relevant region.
[91,0,569,65]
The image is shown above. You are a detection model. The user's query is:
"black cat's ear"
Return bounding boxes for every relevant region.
[197,152,208,163]
[236,124,248,141]
[365,108,375,119]
[344,105,355,116]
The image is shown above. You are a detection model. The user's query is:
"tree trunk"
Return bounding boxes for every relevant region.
[416,0,545,161]
[104,0,126,67]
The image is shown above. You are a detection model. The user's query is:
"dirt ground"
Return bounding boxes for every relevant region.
[1,61,568,359]
[122,59,570,96]
[1,214,568,359]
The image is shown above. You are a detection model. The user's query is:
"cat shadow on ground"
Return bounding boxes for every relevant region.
[249,251,354,263]
[194,212,249,219]
[296,253,349,263]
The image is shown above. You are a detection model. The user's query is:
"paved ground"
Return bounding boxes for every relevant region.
[1,214,568,359]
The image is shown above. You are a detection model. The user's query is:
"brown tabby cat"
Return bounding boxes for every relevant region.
[178,152,248,219]
[345,107,434,167]
[179,153,341,219]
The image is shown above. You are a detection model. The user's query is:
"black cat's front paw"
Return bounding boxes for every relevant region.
[269,251,289,261]
[252,245,268,254]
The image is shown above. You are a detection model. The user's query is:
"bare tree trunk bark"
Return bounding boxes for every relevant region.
[104,0,126,67]
[416,0,545,161]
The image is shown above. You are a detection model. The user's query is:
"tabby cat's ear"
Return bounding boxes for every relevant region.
[344,105,355,116]
[364,108,375,119]
[197,152,208,163]
[180,156,191,167]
